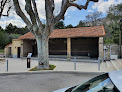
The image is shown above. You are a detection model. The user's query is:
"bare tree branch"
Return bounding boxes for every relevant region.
[32,0,43,32]
[54,0,68,24]
[25,0,38,33]
[51,0,55,13]
[2,5,11,16]
[54,0,96,24]
[0,0,11,18]
[13,0,33,32]
[45,0,55,24]
[45,0,55,34]
[68,0,90,10]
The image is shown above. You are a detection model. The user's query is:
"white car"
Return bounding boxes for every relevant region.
[54,70,122,92]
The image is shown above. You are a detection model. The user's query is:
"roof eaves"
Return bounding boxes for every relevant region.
[5,43,12,48]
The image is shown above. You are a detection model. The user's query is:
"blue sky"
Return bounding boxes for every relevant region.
[0,0,122,28]
[64,0,122,26]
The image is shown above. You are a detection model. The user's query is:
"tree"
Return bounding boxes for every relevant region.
[0,31,21,49]
[85,11,102,26]
[54,21,65,29]
[76,20,85,27]
[5,23,18,33]
[0,26,4,31]
[104,21,120,44]
[104,4,122,44]
[13,0,99,69]
[107,4,122,21]
[14,27,29,34]
[5,23,29,34]
[66,24,74,28]
[0,0,12,18]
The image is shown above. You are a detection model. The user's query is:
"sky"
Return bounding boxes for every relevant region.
[0,0,122,29]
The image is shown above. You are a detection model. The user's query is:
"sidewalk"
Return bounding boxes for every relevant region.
[0,58,111,73]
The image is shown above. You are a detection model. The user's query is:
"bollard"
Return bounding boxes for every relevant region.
[98,57,100,71]
[110,44,111,61]
[74,57,76,70]
[104,49,105,61]
[6,59,8,72]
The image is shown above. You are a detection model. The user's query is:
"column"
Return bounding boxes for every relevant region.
[99,37,104,59]
[67,38,71,60]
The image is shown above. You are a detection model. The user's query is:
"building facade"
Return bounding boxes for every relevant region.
[5,26,105,60]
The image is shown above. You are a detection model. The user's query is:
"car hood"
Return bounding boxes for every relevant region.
[109,70,122,92]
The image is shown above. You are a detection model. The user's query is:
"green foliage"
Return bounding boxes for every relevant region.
[55,21,65,29]
[5,23,29,34]
[5,23,18,34]
[0,23,30,49]
[76,20,85,27]
[104,21,120,44]
[107,4,122,21]
[104,4,122,44]
[0,49,4,53]
[104,38,114,44]
[66,24,74,28]
[29,66,37,71]
[29,64,56,71]
[0,26,4,31]
[0,31,22,49]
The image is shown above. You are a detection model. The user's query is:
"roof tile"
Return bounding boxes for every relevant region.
[18,25,105,39]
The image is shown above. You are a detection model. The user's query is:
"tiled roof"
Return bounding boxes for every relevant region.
[18,25,105,39]
[5,43,12,47]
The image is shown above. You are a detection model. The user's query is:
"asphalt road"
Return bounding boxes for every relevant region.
[0,72,103,92]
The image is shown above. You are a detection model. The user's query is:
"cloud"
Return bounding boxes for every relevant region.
[88,10,93,13]
[92,0,122,13]
[0,18,26,29]
[0,0,83,28]
[1,0,62,28]
[68,16,71,18]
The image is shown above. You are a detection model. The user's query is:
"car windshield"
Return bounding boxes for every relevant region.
[65,73,119,92]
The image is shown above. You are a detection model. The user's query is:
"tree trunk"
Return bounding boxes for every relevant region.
[36,34,49,69]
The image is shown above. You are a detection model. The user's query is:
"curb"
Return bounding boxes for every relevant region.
[0,71,106,76]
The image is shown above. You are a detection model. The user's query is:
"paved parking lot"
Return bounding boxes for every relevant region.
[0,72,102,92]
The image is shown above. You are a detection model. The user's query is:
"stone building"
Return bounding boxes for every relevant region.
[5,26,105,60]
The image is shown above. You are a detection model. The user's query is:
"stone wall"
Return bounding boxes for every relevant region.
[23,39,35,57]
[99,37,104,59]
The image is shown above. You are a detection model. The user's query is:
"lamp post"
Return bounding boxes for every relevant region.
[119,19,122,58]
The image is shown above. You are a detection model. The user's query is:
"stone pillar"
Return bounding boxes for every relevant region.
[67,38,71,60]
[99,37,104,59]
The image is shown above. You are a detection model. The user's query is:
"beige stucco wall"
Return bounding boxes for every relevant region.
[4,45,12,57]
[12,39,23,58]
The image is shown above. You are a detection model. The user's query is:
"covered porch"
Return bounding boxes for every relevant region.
[21,37,102,60]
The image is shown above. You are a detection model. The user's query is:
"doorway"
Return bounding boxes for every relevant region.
[17,47,21,58]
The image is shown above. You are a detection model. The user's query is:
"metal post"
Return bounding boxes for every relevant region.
[104,48,105,61]
[74,57,76,70]
[98,57,100,71]
[120,31,121,59]
[110,44,111,61]
[6,59,8,72]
